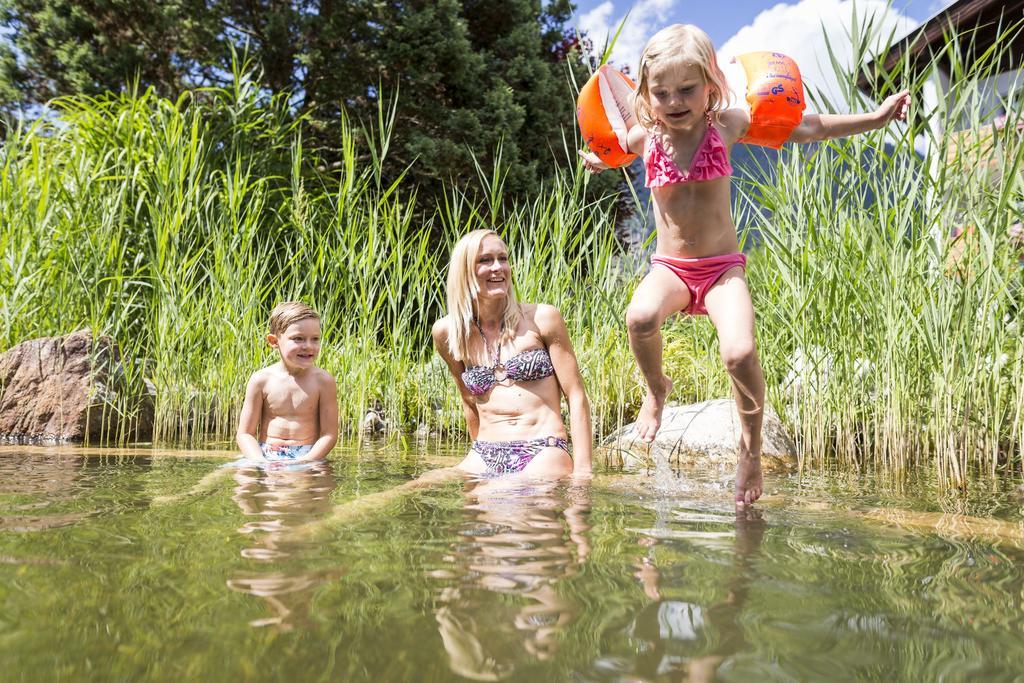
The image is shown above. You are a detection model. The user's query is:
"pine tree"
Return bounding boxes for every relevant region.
[1,0,599,203]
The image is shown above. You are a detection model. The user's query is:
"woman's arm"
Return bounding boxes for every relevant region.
[236,372,267,460]
[432,318,481,439]
[536,305,593,475]
[788,90,910,143]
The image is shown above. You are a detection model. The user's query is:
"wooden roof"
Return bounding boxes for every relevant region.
[856,0,1024,98]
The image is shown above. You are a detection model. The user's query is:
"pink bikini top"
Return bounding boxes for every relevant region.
[644,115,733,188]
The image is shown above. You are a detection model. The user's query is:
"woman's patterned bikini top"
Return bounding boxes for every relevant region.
[461,348,555,396]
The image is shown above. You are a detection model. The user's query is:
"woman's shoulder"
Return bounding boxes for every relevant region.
[523,303,566,329]
[431,316,451,343]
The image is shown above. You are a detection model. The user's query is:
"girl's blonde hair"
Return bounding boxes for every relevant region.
[445,229,523,363]
[633,24,732,129]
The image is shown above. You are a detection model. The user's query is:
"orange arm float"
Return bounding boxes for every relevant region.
[736,52,806,149]
[577,65,638,168]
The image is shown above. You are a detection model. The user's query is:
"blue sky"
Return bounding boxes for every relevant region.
[571,1,958,110]
[572,0,953,49]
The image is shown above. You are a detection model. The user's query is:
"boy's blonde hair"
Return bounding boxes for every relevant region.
[268,301,320,336]
[445,229,523,363]
[633,24,732,129]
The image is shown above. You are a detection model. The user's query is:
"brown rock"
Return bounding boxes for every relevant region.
[0,330,154,443]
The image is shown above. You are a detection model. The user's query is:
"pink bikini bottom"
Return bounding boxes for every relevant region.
[651,252,747,316]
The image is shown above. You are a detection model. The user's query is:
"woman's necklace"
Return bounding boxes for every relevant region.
[473,318,507,382]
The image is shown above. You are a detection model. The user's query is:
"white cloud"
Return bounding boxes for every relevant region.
[926,0,956,15]
[717,0,919,113]
[578,1,614,39]
[575,0,675,74]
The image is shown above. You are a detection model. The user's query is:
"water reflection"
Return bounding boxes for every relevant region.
[0,451,84,497]
[432,477,591,680]
[224,461,343,630]
[594,502,766,683]
[0,451,99,531]
[3,445,1024,680]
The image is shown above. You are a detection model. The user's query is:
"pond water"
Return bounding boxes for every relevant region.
[1,444,1022,681]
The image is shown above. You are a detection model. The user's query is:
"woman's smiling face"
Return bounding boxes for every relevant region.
[475,234,511,299]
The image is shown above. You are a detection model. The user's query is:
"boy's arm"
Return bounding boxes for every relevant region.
[236,373,267,460]
[788,90,910,143]
[297,373,339,462]
[432,319,481,439]
[536,305,593,476]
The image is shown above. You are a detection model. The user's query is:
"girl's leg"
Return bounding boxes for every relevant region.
[625,268,692,441]
[702,267,764,508]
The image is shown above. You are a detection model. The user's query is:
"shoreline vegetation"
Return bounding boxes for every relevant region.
[1,27,1022,485]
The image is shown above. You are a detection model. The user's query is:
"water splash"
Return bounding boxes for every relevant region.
[649,448,698,495]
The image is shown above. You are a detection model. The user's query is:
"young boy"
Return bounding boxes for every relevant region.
[236,301,339,464]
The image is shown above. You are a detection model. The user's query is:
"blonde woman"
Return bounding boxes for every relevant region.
[431,229,593,478]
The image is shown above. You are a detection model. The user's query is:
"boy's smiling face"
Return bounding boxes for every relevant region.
[268,318,322,371]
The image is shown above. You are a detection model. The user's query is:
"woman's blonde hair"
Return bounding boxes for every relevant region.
[633,24,732,129]
[445,229,523,363]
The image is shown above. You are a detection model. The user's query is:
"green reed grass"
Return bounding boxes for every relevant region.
[739,14,1024,482]
[0,69,650,445]
[1,20,1021,482]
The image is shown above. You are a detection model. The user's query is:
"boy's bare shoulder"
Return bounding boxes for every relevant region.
[313,367,337,388]
[247,366,275,386]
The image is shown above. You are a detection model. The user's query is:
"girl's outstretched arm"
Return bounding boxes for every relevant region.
[152,467,233,506]
[788,90,910,143]
[578,125,648,174]
[294,466,465,538]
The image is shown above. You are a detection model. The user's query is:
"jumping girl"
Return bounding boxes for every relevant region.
[579,24,910,508]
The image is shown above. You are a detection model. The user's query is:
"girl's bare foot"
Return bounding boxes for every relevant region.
[735,452,763,509]
[636,376,673,442]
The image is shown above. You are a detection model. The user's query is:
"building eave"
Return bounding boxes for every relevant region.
[856,0,1024,98]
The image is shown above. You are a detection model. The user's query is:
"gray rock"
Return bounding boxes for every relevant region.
[0,330,154,443]
[603,398,797,470]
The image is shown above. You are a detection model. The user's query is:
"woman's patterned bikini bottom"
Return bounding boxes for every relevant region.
[470,436,569,475]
